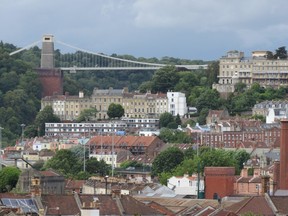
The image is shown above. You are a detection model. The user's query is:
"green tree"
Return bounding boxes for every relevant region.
[266,51,274,59]
[77,108,98,122]
[197,108,209,125]
[152,147,184,175]
[18,70,42,99]
[158,128,174,143]
[44,149,81,176]
[32,160,45,171]
[274,46,287,59]
[167,121,178,129]
[233,149,251,173]
[194,88,223,112]
[184,147,196,160]
[205,61,219,86]
[120,160,143,169]
[150,65,180,93]
[0,167,21,192]
[85,157,110,176]
[234,82,247,93]
[174,71,199,94]
[107,103,124,119]
[250,114,265,122]
[34,106,61,136]
[159,112,174,128]
[159,172,173,185]
[0,71,19,93]
[175,114,182,126]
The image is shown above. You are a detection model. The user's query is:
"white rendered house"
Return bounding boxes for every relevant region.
[167,174,204,196]
[167,92,187,117]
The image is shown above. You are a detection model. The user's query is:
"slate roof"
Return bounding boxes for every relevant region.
[41,194,80,215]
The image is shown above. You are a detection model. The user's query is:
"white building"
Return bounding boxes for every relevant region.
[138,129,160,136]
[167,174,204,196]
[266,108,287,123]
[89,151,118,168]
[167,92,187,117]
[45,121,127,137]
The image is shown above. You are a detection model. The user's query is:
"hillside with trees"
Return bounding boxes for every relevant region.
[1,41,288,147]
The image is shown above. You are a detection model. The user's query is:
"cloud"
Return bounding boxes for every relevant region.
[1,0,288,59]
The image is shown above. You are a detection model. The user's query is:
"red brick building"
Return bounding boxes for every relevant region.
[89,135,164,159]
[204,167,235,199]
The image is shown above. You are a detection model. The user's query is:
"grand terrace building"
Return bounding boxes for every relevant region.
[41,88,188,121]
[213,50,288,97]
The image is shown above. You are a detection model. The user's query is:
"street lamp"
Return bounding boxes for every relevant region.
[104,175,109,195]
[82,137,86,172]
[20,124,25,145]
[0,126,3,171]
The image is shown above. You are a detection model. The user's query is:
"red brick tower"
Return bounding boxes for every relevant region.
[37,35,63,97]
[280,119,288,189]
[204,167,235,199]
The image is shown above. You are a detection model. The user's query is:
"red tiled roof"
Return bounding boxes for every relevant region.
[237,177,252,183]
[120,195,164,215]
[148,201,175,216]
[42,194,80,215]
[89,135,162,147]
[40,170,61,177]
[79,194,164,215]
[65,179,85,189]
[225,196,274,215]
[270,196,288,215]
[79,194,120,215]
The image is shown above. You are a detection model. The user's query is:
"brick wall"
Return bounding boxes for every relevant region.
[37,68,63,97]
[204,167,235,199]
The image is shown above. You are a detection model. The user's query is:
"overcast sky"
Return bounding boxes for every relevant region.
[1,0,288,60]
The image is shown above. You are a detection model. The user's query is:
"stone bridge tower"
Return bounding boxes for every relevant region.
[37,35,63,97]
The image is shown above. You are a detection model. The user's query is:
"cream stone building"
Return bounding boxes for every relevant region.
[213,50,288,95]
[41,91,91,121]
[41,88,187,121]
[91,87,127,119]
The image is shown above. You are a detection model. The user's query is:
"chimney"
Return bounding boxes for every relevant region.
[240,167,248,178]
[273,160,280,193]
[280,119,288,189]
[261,176,270,195]
[30,176,41,197]
[112,189,121,199]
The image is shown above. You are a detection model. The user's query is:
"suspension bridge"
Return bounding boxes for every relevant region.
[9,35,207,71]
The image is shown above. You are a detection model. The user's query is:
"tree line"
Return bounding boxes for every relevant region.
[151,146,250,185]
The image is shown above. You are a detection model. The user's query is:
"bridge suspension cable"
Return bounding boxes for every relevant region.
[8,35,208,71]
[56,40,167,68]
[9,40,42,56]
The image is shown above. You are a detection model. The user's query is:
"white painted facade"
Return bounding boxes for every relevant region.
[266,108,287,123]
[89,152,118,168]
[32,141,51,151]
[167,92,187,117]
[167,174,204,195]
[138,130,160,136]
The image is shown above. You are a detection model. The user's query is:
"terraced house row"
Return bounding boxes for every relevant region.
[41,87,188,121]
[213,50,288,95]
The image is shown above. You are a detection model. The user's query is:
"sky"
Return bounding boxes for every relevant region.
[1,0,288,61]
